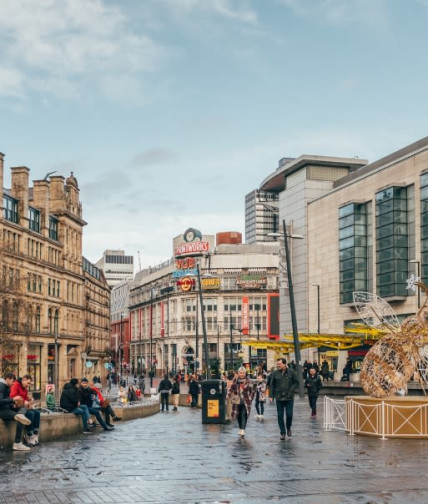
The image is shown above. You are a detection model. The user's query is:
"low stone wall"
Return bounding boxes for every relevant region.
[0,400,159,451]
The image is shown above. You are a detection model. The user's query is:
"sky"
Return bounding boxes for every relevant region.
[1,0,428,271]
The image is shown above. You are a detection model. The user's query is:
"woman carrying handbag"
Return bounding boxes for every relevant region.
[227,367,256,438]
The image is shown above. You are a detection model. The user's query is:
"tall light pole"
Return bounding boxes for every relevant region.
[195,293,199,375]
[229,319,234,371]
[410,259,421,309]
[280,220,305,398]
[312,284,320,334]
[119,312,123,386]
[196,263,210,379]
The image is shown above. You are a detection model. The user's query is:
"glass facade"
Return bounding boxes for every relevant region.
[339,203,369,304]
[245,190,279,243]
[421,173,428,283]
[375,187,408,298]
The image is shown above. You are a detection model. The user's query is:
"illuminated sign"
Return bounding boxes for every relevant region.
[201,277,221,290]
[172,268,197,278]
[175,257,196,270]
[241,296,249,335]
[174,241,210,257]
[177,277,195,292]
[236,275,267,289]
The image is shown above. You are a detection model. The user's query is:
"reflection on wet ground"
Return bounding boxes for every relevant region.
[2,398,428,503]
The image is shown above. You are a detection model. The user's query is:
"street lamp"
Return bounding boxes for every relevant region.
[196,263,210,379]
[312,284,320,334]
[119,312,124,386]
[269,220,305,398]
[410,259,421,309]
[149,289,156,388]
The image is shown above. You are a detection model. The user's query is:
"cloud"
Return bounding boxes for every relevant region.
[280,0,389,27]
[0,0,169,101]
[130,148,178,167]
[156,0,258,25]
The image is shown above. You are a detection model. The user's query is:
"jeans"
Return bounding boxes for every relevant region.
[308,394,318,414]
[25,409,41,434]
[88,407,108,429]
[237,404,248,430]
[255,400,265,416]
[161,393,170,411]
[276,399,294,435]
[0,406,26,443]
[191,393,198,408]
[72,406,90,429]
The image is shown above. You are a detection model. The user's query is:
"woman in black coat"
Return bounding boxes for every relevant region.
[304,367,322,417]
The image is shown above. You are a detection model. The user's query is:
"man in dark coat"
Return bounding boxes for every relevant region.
[0,372,31,451]
[79,378,114,430]
[60,378,91,433]
[305,367,323,417]
[269,358,299,439]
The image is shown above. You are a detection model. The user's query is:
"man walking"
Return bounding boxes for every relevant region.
[269,358,299,440]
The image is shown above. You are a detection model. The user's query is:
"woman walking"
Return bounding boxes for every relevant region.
[255,373,267,419]
[304,367,322,417]
[171,375,180,411]
[227,367,255,438]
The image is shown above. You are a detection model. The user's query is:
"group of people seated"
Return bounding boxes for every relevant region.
[0,372,41,451]
[60,377,121,433]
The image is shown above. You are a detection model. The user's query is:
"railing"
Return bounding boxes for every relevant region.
[324,396,428,439]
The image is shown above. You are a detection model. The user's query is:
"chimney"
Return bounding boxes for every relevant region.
[11,166,30,227]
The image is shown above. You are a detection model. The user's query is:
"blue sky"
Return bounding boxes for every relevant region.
[1,0,428,269]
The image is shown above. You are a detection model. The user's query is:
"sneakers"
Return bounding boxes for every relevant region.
[238,429,245,438]
[14,414,31,426]
[106,423,116,428]
[23,433,38,446]
[13,442,30,451]
[280,434,286,440]
[104,425,114,431]
[113,416,121,421]
[83,428,91,434]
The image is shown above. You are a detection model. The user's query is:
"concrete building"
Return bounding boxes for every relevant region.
[0,154,110,399]
[245,189,279,243]
[258,154,368,346]
[307,136,428,343]
[128,231,280,377]
[96,249,134,287]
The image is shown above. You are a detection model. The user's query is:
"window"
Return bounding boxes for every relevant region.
[28,207,41,233]
[49,216,58,241]
[376,187,409,297]
[339,203,371,304]
[3,195,18,223]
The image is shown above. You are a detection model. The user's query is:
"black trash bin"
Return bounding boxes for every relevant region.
[201,379,226,424]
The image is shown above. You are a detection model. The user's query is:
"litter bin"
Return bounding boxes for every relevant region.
[201,379,226,424]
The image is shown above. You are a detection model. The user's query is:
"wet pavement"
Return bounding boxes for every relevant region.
[1,396,428,503]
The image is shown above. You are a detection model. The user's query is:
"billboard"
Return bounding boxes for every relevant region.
[268,293,280,340]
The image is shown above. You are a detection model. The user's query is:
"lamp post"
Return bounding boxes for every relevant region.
[312,284,320,334]
[269,221,305,398]
[54,332,59,402]
[229,320,234,372]
[196,263,210,379]
[410,259,421,309]
[195,293,199,375]
[119,312,124,386]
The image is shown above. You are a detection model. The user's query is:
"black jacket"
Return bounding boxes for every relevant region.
[305,373,322,397]
[60,382,80,412]
[158,378,172,393]
[0,379,14,411]
[269,368,299,401]
[189,380,200,396]
[78,386,93,407]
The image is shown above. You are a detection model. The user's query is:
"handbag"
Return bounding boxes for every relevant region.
[186,394,191,404]
[231,394,241,405]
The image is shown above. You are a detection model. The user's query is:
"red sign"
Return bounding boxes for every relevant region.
[174,241,209,257]
[241,297,249,335]
[175,257,196,270]
[177,277,195,291]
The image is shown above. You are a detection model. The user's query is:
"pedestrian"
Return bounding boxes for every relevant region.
[305,367,322,417]
[269,358,299,440]
[138,374,145,396]
[227,367,256,438]
[158,374,173,412]
[60,378,91,433]
[118,385,128,404]
[127,384,137,402]
[188,374,200,409]
[79,378,114,431]
[255,372,267,419]
[321,360,330,381]
[10,374,41,446]
[303,360,311,380]
[171,375,180,411]
[0,372,32,451]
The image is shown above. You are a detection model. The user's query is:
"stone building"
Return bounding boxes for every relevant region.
[128,231,280,378]
[0,153,110,399]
